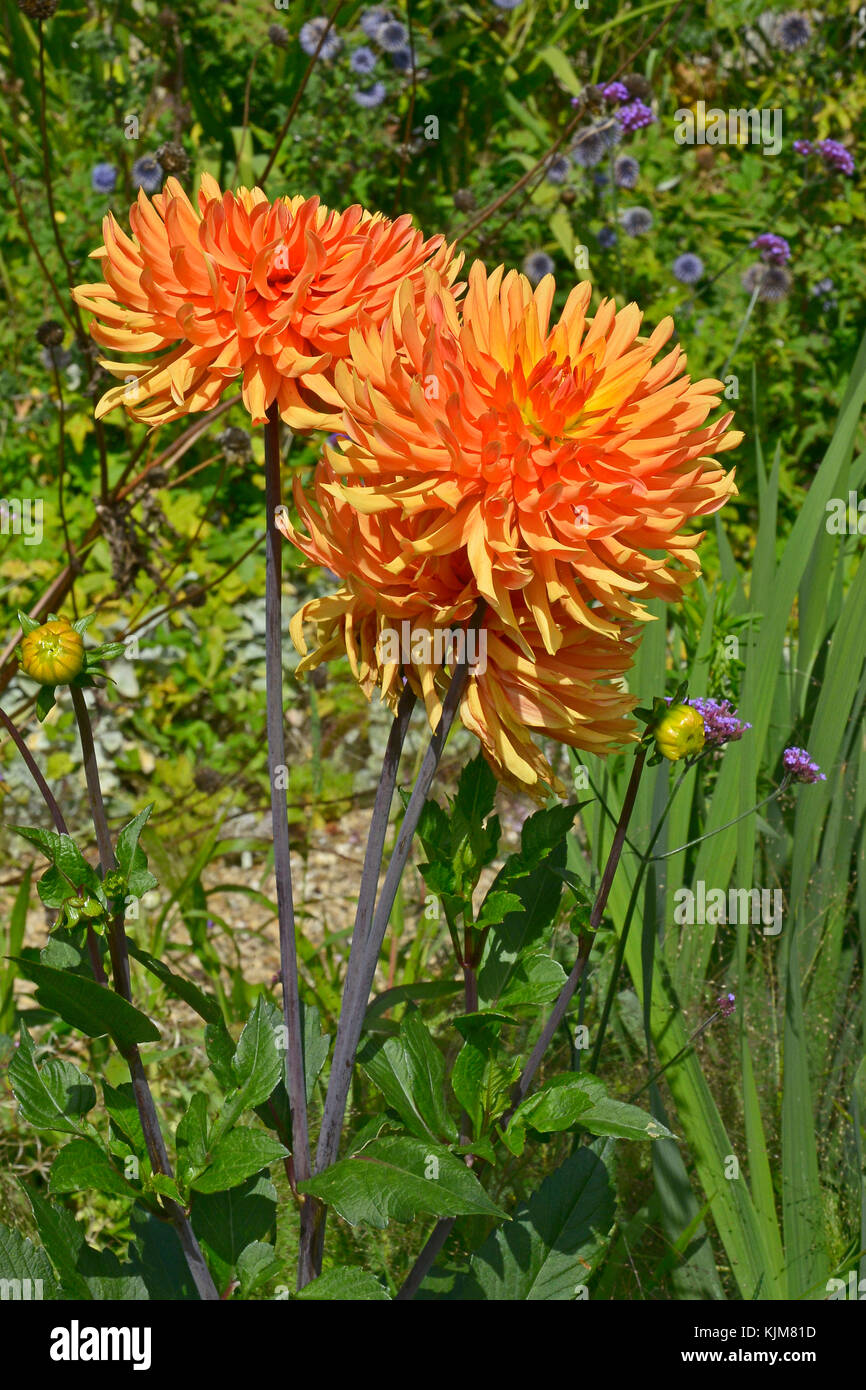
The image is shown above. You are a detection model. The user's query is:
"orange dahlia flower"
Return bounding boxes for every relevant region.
[279,460,638,796]
[323,262,741,650]
[71,173,459,430]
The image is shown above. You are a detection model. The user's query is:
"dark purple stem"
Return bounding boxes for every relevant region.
[300,680,417,1280]
[70,686,218,1301]
[1,701,105,982]
[305,605,485,1286]
[263,405,313,1285]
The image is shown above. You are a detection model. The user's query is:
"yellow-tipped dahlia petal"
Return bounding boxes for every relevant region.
[72,176,462,429]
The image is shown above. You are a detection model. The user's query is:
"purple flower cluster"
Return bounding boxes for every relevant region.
[716,992,736,1019]
[783,746,826,783]
[816,139,855,176]
[688,697,752,749]
[617,99,655,133]
[750,233,791,264]
[793,138,855,176]
[601,81,629,103]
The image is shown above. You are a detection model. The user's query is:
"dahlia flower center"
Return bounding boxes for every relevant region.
[516,356,588,444]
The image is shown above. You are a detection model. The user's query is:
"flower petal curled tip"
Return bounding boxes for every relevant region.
[71,175,462,431]
[324,258,740,642]
[653,703,705,761]
[20,618,85,686]
[285,458,640,798]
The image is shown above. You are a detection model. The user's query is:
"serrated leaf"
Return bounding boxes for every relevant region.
[211,998,282,1144]
[10,827,105,906]
[191,1127,289,1194]
[191,1175,277,1294]
[115,805,158,898]
[127,942,222,1025]
[0,1222,61,1299]
[9,1023,96,1135]
[497,953,567,1008]
[49,1138,137,1199]
[452,1150,614,1300]
[474,890,525,932]
[299,1137,506,1229]
[236,1241,282,1297]
[295,1267,391,1300]
[359,1008,458,1144]
[9,958,160,1049]
[103,1082,146,1154]
[454,754,497,826]
[176,1092,210,1187]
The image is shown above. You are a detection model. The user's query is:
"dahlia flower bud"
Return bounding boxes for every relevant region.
[102,870,127,899]
[654,703,705,761]
[20,618,85,686]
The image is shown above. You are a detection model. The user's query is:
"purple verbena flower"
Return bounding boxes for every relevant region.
[616,99,655,133]
[783,746,826,783]
[601,81,629,103]
[688,697,751,749]
[793,139,813,156]
[816,139,855,176]
[716,992,736,1018]
[750,232,791,264]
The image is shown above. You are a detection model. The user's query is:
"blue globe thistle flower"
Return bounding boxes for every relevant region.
[131,155,163,193]
[91,162,117,194]
[776,11,811,51]
[619,205,653,236]
[376,19,408,51]
[522,250,555,285]
[546,153,571,184]
[352,81,387,108]
[811,277,834,296]
[350,45,378,75]
[300,16,343,60]
[360,7,392,38]
[613,154,640,188]
[391,46,414,72]
[571,124,607,168]
[597,225,618,248]
[742,263,791,302]
[596,116,622,151]
[673,252,704,284]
